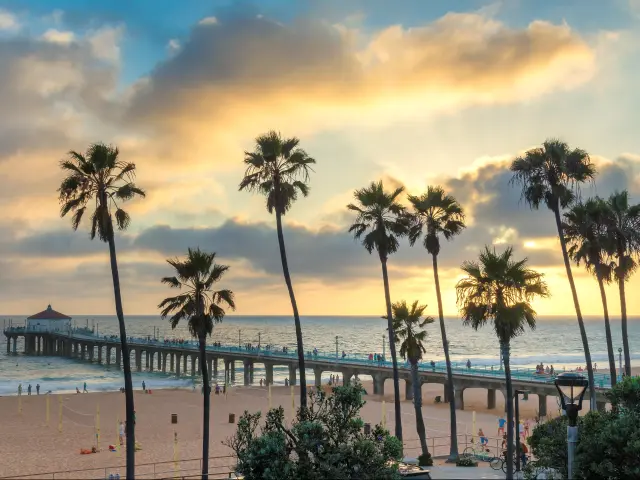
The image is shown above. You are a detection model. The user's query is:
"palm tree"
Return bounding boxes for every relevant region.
[456,247,549,479]
[388,300,435,461]
[603,191,640,377]
[159,248,235,480]
[57,143,145,479]
[347,180,411,441]
[408,186,465,461]
[510,139,597,409]
[563,198,617,385]
[239,131,315,410]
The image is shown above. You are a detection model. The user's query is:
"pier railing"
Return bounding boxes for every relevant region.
[3,326,615,388]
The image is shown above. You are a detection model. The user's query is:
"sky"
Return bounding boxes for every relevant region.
[1,0,640,318]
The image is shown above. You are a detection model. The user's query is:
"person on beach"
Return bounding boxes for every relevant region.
[36,384,40,395]
[498,417,506,435]
[83,382,88,393]
[142,381,146,392]
[466,359,471,369]
[76,387,81,394]
[519,421,525,438]
[479,428,488,447]
[17,384,22,396]
[119,421,125,445]
[259,378,263,387]
[524,419,531,437]
[520,440,529,467]
[215,384,220,395]
[28,384,32,395]
[284,378,289,387]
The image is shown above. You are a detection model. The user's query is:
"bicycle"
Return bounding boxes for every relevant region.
[462,441,493,462]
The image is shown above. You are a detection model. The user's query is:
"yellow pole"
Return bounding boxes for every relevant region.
[268,384,272,410]
[382,400,387,429]
[472,411,476,444]
[96,404,101,451]
[58,396,63,433]
[46,395,50,427]
[173,431,180,479]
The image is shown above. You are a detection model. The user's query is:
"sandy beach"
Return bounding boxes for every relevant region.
[1,371,635,479]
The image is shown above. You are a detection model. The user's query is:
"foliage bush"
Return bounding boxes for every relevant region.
[417,452,433,467]
[224,384,403,480]
[455,456,477,467]
[529,376,640,479]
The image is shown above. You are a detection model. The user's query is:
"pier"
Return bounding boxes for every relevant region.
[4,326,611,414]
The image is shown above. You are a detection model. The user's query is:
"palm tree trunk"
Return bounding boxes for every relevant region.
[106,225,135,479]
[199,334,210,480]
[596,269,617,386]
[553,205,597,410]
[432,254,458,461]
[411,360,429,458]
[617,246,632,377]
[502,342,515,480]
[275,209,307,410]
[380,254,403,441]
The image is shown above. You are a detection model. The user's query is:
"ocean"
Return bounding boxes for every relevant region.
[1,315,638,396]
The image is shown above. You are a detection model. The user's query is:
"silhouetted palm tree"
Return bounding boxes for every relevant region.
[564,198,616,385]
[456,247,549,479]
[159,248,235,480]
[389,300,435,461]
[239,131,315,410]
[58,143,145,478]
[603,191,640,377]
[347,180,411,441]
[510,139,597,408]
[408,186,465,461]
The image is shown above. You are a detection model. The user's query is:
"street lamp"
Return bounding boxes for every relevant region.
[238,329,242,349]
[382,334,386,360]
[514,389,530,472]
[335,335,339,359]
[555,372,588,479]
[618,347,623,381]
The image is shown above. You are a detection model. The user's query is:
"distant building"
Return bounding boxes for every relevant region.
[27,304,72,332]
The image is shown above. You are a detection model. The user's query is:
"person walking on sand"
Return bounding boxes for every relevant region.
[142,380,146,392]
[498,416,506,435]
[28,384,32,395]
[17,384,22,396]
[83,382,88,393]
[36,384,40,395]
[466,359,472,369]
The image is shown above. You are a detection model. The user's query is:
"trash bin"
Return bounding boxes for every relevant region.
[229,413,236,424]
[364,423,371,435]
[171,413,178,424]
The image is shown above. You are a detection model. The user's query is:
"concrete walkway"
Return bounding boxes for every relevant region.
[428,466,505,479]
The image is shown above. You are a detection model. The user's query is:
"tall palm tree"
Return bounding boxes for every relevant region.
[388,300,435,461]
[510,139,597,409]
[563,198,617,385]
[408,186,465,461]
[57,143,145,478]
[456,247,549,479]
[347,180,411,441]
[159,248,235,480]
[603,191,640,377]
[239,131,315,410]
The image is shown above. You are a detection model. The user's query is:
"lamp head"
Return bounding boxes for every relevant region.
[555,372,588,423]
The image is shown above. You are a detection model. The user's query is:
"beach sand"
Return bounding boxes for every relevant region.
[1,369,636,479]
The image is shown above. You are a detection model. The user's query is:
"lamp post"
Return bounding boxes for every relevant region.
[514,389,530,472]
[258,332,261,349]
[555,372,588,479]
[238,329,241,349]
[335,336,339,359]
[618,347,623,382]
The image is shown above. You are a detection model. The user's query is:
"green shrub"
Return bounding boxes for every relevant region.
[224,384,403,480]
[529,377,640,479]
[456,456,477,467]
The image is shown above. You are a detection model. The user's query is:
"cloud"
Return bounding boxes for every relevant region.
[125,10,596,165]
[0,8,18,30]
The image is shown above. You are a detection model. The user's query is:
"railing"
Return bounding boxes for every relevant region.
[0,455,237,480]
[3,326,614,388]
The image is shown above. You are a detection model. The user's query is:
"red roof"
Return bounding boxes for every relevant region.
[28,305,71,320]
